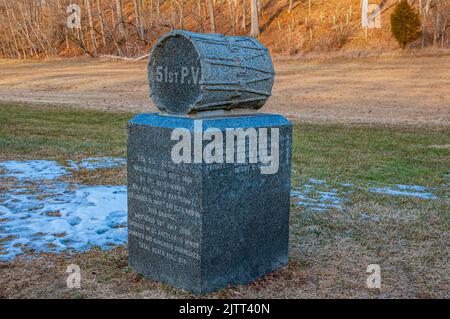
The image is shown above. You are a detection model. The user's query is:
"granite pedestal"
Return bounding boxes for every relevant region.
[128,113,291,294]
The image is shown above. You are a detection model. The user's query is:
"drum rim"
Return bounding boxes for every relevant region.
[148,30,205,114]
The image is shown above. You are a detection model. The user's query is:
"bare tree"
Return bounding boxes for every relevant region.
[2,0,21,58]
[85,0,97,56]
[96,0,107,47]
[134,0,144,40]
[156,0,161,15]
[176,0,185,29]
[242,0,247,31]
[208,0,216,33]
[433,0,448,47]
[250,0,260,37]
[115,0,127,39]
[228,0,236,34]
[169,0,176,29]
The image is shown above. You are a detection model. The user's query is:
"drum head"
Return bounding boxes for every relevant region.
[149,34,202,114]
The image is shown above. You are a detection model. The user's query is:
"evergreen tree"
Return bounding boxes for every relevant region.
[391,0,421,49]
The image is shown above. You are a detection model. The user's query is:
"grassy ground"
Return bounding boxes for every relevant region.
[0,103,449,298]
[0,103,129,185]
[0,103,129,160]
[293,123,450,186]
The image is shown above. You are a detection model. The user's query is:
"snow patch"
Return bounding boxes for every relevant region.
[368,186,436,200]
[0,158,128,261]
[66,157,127,171]
[291,183,347,212]
[0,158,442,259]
[292,180,438,212]
[0,160,69,181]
[0,182,127,261]
[308,178,326,185]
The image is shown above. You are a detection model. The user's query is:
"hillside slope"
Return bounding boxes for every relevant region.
[109,0,404,55]
[0,0,448,58]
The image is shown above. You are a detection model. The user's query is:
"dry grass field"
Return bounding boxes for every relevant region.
[0,53,449,299]
[0,52,449,126]
[0,103,448,299]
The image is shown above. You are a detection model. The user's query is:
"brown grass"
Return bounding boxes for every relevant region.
[1,196,447,299]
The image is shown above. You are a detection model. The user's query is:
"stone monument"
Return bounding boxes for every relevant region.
[128,30,292,294]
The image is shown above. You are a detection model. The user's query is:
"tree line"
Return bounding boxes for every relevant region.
[0,0,448,59]
[0,0,264,59]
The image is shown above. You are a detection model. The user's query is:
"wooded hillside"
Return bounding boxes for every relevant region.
[0,0,448,59]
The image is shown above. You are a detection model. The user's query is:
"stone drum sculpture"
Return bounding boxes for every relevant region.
[128,30,292,294]
[148,30,275,114]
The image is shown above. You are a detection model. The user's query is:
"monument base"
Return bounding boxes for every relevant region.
[127,113,292,294]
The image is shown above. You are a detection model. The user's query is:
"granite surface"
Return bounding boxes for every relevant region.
[148,30,275,115]
[128,113,291,294]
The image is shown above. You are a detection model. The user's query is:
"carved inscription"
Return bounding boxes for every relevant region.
[128,154,201,266]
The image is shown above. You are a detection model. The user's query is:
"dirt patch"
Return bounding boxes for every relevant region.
[0,55,449,126]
